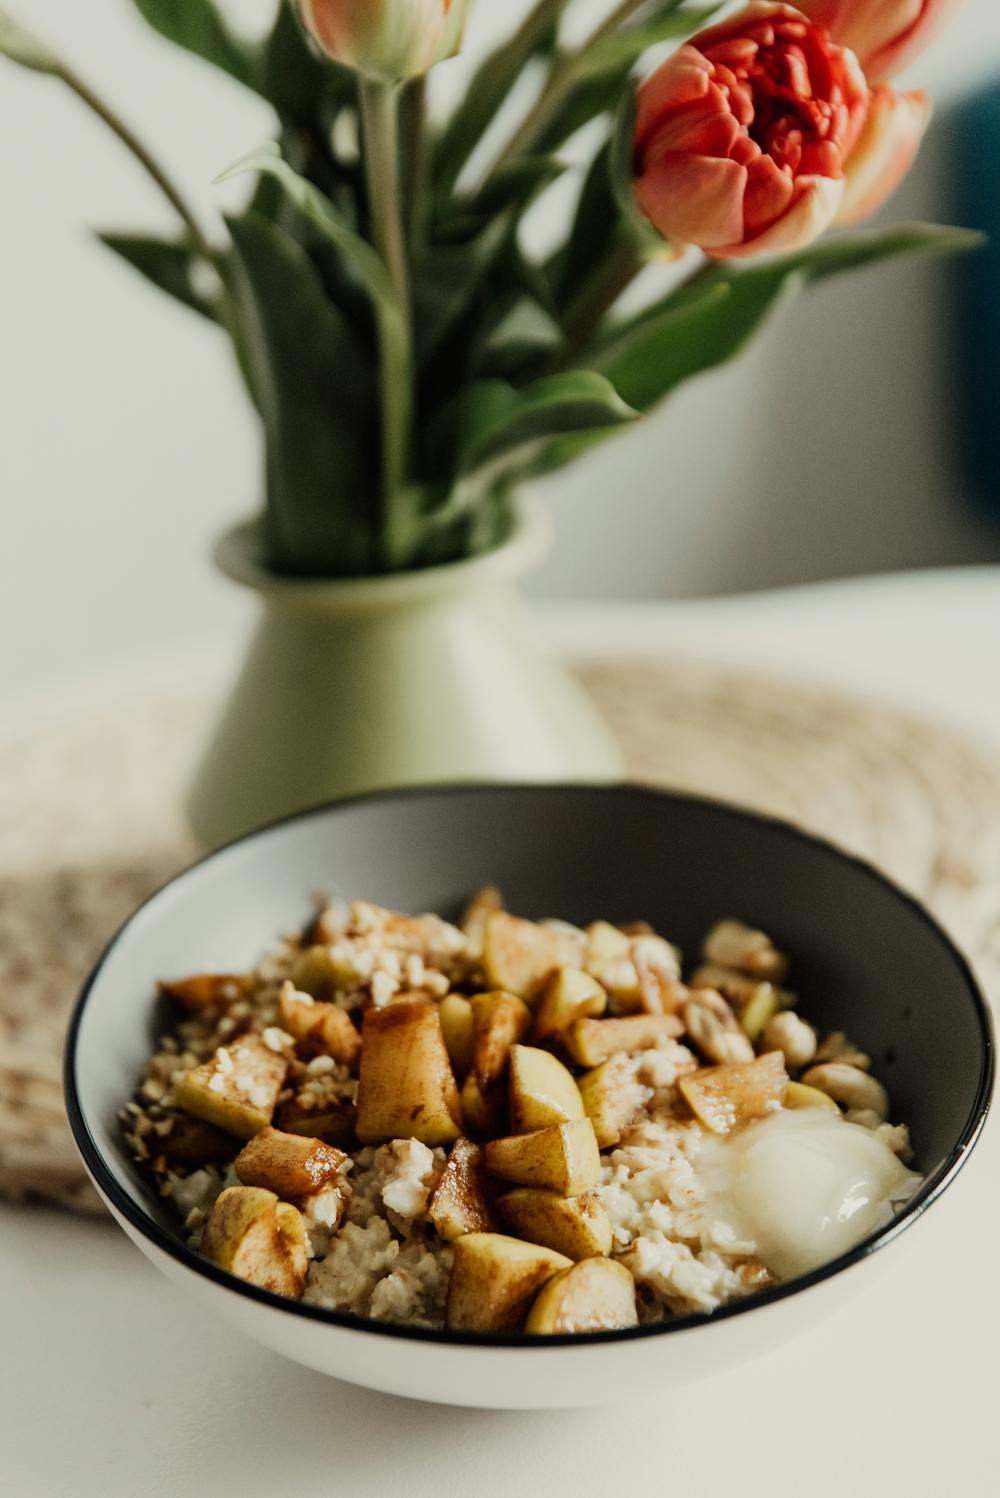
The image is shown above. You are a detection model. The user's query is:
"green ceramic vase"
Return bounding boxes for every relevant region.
[185,498,624,848]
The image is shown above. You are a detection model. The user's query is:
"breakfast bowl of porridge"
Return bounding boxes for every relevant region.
[64,785,993,1408]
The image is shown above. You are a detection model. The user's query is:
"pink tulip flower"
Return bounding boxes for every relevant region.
[632,4,870,259]
[838,85,932,223]
[296,0,468,79]
[794,1,962,83]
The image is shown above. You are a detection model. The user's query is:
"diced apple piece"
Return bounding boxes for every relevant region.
[482,912,582,1002]
[471,990,531,1090]
[158,1114,237,1169]
[278,981,361,1067]
[446,1233,571,1332]
[485,1119,600,1196]
[585,921,631,963]
[533,968,607,1043]
[275,1201,309,1282]
[356,999,462,1146]
[201,1185,307,1297]
[739,982,781,1042]
[783,1080,841,1112]
[276,1099,356,1146]
[438,994,475,1077]
[290,945,340,1000]
[679,1051,788,1136]
[428,1137,496,1241]
[157,973,249,1012]
[497,1188,612,1261]
[525,1257,638,1334]
[235,1125,348,1202]
[175,1034,287,1140]
[632,936,687,1010]
[509,1044,584,1133]
[703,919,788,982]
[301,895,342,947]
[564,1013,683,1067]
[691,961,796,1013]
[461,885,504,954]
[460,1071,507,1138]
[578,1055,647,1148]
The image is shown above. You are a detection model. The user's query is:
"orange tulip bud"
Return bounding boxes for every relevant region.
[296,0,469,80]
[837,85,931,224]
[795,1,962,83]
[632,4,869,260]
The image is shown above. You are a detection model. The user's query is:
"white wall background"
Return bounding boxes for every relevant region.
[2,0,1000,702]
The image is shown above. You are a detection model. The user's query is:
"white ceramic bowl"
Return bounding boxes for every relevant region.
[65,785,994,1409]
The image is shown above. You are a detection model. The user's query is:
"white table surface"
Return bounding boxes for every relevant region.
[3,567,998,1498]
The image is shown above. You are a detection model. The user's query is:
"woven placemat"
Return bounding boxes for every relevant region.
[3,661,999,1214]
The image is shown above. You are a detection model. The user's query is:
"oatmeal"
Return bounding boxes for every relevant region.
[122,896,920,1335]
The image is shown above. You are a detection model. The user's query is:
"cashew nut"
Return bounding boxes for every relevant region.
[702,919,789,981]
[683,994,754,1065]
[762,1011,817,1068]
[800,1062,889,1119]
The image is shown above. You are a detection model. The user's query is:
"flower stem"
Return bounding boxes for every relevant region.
[56,63,213,262]
[501,0,651,163]
[556,234,644,365]
[359,75,414,567]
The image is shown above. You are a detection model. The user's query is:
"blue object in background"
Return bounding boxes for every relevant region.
[951,80,1000,519]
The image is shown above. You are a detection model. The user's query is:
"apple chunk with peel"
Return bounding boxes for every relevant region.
[460,1070,507,1138]
[235,1126,348,1202]
[783,1080,840,1112]
[680,1050,788,1135]
[356,998,463,1146]
[428,1137,496,1241]
[446,1233,572,1332]
[276,1098,356,1146]
[157,973,249,1012]
[564,1013,684,1067]
[202,1185,308,1297]
[509,1044,584,1132]
[485,1118,601,1196]
[175,1034,287,1139]
[471,990,531,1090]
[278,981,361,1067]
[482,912,583,1002]
[525,1258,638,1334]
[438,993,474,1078]
[578,1054,648,1147]
[497,1188,612,1260]
[533,967,607,1043]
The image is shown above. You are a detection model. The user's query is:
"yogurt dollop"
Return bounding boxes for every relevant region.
[697,1108,921,1279]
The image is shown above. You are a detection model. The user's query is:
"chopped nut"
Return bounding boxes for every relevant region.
[683,992,755,1066]
[800,1062,889,1119]
[703,919,788,981]
[813,1030,872,1071]
[762,1011,817,1068]
[564,1013,684,1067]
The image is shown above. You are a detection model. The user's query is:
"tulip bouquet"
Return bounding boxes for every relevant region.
[0,0,975,578]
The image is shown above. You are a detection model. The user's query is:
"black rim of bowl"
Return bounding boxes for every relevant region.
[65,781,996,1350]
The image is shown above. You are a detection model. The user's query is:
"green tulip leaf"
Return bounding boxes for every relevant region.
[570,5,719,81]
[0,10,60,72]
[454,370,637,476]
[127,0,262,91]
[217,144,397,311]
[226,212,378,576]
[97,232,221,320]
[260,2,333,121]
[591,221,985,414]
[434,0,564,196]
